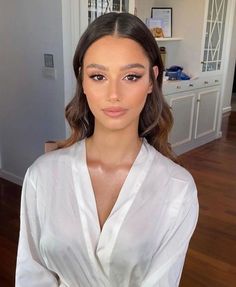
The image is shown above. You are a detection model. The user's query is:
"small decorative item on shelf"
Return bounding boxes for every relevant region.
[146,18,164,38]
[150,27,164,38]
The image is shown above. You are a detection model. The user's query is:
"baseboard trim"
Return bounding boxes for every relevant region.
[222,106,232,114]
[0,169,23,186]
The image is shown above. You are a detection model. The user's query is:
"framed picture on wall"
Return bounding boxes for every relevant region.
[151,7,172,37]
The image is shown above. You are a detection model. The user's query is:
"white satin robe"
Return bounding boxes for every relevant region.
[16,139,199,287]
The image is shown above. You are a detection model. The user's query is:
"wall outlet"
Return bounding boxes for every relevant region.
[42,67,57,79]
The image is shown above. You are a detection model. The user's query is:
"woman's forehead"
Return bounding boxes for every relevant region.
[83,35,150,66]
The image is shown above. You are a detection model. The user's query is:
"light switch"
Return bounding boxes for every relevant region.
[44,54,54,68]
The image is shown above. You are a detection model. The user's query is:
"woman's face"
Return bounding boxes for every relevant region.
[82,35,158,134]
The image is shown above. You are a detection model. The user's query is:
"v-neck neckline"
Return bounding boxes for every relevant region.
[83,138,145,231]
[73,138,155,278]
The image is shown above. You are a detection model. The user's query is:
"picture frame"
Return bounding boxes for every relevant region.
[151,7,172,38]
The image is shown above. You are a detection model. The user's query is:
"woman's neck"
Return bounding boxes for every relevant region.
[86,128,142,166]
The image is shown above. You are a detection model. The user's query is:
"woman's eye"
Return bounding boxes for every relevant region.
[124,74,142,81]
[89,74,105,81]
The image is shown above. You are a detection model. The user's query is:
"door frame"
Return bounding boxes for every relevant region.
[61,0,85,136]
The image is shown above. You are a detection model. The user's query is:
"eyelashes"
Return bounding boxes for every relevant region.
[89,74,105,81]
[124,74,142,81]
[88,73,143,82]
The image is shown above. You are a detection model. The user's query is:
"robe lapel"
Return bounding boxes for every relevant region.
[72,141,102,275]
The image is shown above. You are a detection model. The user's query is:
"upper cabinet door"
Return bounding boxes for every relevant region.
[87,0,133,24]
[201,0,228,74]
[79,0,135,37]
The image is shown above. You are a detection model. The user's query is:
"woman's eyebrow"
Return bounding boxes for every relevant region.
[86,63,107,70]
[85,63,146,71]
[120,63,145,70]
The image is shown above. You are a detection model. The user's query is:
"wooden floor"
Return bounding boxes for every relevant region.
[180,112,236,287]
[0,177,21,286]
[0,112,235,287]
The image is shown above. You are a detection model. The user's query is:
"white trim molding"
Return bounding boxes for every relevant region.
[61,0,82,137]
[0,169,23,186]
[222,106,232,114]
[217,0,236,136]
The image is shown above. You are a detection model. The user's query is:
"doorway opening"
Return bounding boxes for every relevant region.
[231,64,236,111]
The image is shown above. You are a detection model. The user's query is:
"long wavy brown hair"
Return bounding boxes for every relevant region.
[59,12,177,162]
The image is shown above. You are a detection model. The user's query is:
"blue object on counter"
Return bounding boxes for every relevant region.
[166,65,183,72]
[165,65,182,80]
[165,65,190,80]
[180,72,190,80]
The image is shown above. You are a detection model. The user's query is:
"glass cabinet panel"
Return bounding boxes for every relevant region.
[88,0,129,24]
[202,0,228,72]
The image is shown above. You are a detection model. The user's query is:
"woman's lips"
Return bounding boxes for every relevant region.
[102,107,128,118]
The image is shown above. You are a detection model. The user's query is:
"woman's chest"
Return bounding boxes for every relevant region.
[88,163,131,230]
[38,175,172,285]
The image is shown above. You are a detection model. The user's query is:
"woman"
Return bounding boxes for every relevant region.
[16,12,199,287]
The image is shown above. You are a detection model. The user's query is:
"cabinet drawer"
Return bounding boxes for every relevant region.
[198,75,222,88]
[163,80,197,95]
[163,75,222,96]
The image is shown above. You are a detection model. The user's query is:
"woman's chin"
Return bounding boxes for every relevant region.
[95,119,137,134]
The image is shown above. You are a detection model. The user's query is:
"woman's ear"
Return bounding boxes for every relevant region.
[148,65,159,93]
[153,65,159,79]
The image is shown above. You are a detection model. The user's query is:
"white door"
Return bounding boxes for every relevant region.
[168,92,196,148]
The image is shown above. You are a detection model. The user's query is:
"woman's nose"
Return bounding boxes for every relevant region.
[107,80,121,102]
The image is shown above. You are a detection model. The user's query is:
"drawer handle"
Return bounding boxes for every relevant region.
[215,79,219,83]
[204,81,209,84]
[176,85,181,89]
[189,83,194,87]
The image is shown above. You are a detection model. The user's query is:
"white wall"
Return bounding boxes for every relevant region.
[0,0,66,184]
[135,0,159,21]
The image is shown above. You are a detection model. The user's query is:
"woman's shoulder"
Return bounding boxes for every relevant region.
[146,142,196,193]
[37,141,81,163]
[159,152,194,184]
[27,140,84,181]
[146,144,198,218]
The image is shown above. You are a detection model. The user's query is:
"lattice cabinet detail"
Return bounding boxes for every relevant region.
[88,0,130,24]
[202,0,228,72]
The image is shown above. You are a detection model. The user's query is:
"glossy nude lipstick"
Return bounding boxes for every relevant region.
[102,107,128,118]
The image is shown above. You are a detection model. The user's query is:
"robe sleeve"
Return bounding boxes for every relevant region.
[141,178,199,287]
[15,168,59,287]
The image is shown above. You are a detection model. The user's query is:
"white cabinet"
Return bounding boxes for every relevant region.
[165,78,221,155]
